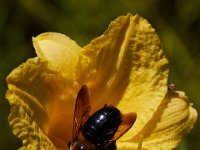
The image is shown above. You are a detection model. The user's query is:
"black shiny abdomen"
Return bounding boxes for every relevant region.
[82,106,121,148]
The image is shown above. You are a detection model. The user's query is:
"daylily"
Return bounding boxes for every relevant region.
[6,14,197,150]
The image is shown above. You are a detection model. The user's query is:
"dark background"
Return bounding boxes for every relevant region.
[0,0,199,149]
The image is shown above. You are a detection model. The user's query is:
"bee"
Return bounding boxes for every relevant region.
[68,85,137,150]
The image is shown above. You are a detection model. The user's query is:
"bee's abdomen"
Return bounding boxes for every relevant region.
[82,106,121,148]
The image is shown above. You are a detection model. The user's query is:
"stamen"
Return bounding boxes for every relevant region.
[137,134,144,150]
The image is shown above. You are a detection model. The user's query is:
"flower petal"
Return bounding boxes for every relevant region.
[33,32,82,75]
[32,33,85,147]
[6,58,78,149]
[116,91,197,150]
[116,142,146,150]
[139,91,197,149]
[76,14,169,139]
[6,81,55,149]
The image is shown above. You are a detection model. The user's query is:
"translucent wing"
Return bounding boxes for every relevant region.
[112,112,137,141]
[72,85,91,142]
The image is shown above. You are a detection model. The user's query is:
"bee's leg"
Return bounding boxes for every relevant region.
[104,142,116,150]
[68,141,71,149]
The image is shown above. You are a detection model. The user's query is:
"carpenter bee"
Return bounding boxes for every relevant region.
[68,85,137,150]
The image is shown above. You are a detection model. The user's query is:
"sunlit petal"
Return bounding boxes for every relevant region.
[137,91,197,149]
[33,32,82,75]
[116,91,197,150]
[6,57,79,149]
[6,78,55,149]
[76,14,169,139]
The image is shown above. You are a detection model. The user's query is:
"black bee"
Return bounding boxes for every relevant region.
[68,85,137,150]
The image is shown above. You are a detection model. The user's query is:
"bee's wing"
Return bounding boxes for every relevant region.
[112,112,137,141]
[72,85,91,142]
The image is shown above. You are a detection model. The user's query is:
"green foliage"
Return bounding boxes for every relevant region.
[0,0,199,149]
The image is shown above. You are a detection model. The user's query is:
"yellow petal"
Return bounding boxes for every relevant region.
[116,142,146,150]
[116,91,197,150]
[6,85,55,149]
[33,32,82,75]
[6,58,78,149]
[140,91,197,149]
[77,14,169,139]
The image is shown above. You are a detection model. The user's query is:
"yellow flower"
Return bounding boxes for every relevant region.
[6,14,197,150]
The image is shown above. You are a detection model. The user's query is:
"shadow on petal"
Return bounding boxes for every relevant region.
[129,91,197,150]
